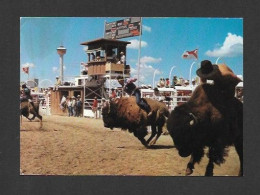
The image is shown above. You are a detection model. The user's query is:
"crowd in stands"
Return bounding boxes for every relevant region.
[156,76,197,88]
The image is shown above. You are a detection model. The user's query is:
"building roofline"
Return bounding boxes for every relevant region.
[80,38,131,46]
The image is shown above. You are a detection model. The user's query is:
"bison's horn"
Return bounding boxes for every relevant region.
[189,112,198,125]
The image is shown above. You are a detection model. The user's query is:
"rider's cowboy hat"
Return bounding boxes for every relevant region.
[196,60,219,79]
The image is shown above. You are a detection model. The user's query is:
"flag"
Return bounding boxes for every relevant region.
[182,49,198,60]
[22,66,29,74]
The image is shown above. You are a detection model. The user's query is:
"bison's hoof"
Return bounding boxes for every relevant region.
[141,141,148,147]
[185,168,193,176]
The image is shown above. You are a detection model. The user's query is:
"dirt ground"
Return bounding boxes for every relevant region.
[20,115,240,176]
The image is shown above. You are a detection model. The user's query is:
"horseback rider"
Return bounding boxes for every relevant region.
[117,76,152,117]
[20,84,36,110]
[20,84,31,100]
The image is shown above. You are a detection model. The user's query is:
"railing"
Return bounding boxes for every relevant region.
[160,95,191,111]
[38,94,51,115]
[83,98,103,118]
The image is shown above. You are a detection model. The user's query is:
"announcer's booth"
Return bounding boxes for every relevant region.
[80,38,131,78]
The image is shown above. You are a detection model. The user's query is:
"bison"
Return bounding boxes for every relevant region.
[167,83,243,176]
[20,101,42,128]
[102,96,169,147]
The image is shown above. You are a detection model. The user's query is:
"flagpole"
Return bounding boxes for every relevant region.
[216,57,221,64]
[137,17,142,87]
[104,20,106,38]
[169,66,176,83]
[189,61,196,86]
[153,69,158,89]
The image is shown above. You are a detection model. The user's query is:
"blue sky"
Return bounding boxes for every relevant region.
[20,17,243,87]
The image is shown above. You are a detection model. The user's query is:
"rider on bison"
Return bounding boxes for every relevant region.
[116,76,153,118]
[20,83,36,110]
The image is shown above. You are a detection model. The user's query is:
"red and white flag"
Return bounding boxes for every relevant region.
[182,49,198,60]
[22,66,29,74]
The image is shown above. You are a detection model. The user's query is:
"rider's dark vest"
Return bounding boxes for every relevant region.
[24,88,30,96]
[124,82,136,96]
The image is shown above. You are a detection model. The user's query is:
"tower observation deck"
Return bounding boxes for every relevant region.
[80,38,131,79]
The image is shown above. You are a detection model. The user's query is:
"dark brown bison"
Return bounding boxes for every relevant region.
[20,101,42,128]
[167,84,243,176]
[102,97,169,147]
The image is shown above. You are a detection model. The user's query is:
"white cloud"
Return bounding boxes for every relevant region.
[205,33,243,57]
[52,66,58,72]
[53,66,66,73]
[140,56,162,64]
[129,59,137,63]
[131,56,162,85]
[142,25,151,32]
[22,62,35,68]
[127,39,148,49]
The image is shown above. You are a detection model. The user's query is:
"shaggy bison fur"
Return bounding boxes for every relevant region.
[167,84,243,176]
[102,96,169,147]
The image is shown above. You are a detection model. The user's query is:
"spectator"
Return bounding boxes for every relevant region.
[172,76,178,87]
[166,78,170,87]
[192,79,196,86]
[117,51,126,67]
[179,77,184,85]
[159,78,165,87]
[91,53,95,61]
[110,88,117,99]
[67,97,73,117]
[75,95,82,117]
[175,79,182,86]
[60,95,67,111]
[55,76,61,90]
[184,80,189,86]
[96,56,101,61]
[71,96,76,116]
[92,96,98,119]
[153,88,160,101]
[112,51,117,63]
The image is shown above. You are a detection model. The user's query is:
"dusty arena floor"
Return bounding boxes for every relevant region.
[20,115,240,176]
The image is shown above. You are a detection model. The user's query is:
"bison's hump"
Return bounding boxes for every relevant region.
[116,97,143,123]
